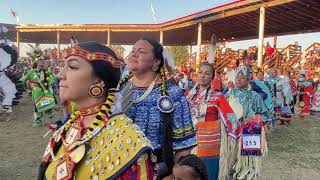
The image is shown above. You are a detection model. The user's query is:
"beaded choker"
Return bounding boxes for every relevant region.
[77,102,104,116]
[47,89,117,161]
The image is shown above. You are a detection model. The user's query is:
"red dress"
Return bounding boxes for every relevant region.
[298,82,314,116]
[187,87,237,157]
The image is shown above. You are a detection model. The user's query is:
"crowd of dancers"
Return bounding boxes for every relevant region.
[1,36,320,180]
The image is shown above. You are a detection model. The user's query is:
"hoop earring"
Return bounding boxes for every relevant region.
[89,84,104,97]
[152,64,159,72]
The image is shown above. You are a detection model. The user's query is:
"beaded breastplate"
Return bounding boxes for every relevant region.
[45,114,153,180]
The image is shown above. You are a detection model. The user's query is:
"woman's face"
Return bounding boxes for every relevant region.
[257,71,264,80]
[270,69,277,78]
[57,56,98,103]
[126,40,160,74]
[197,65,213,87]
[236,72,249,89]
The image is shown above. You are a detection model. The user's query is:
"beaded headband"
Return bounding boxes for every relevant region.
[64,46,119,68]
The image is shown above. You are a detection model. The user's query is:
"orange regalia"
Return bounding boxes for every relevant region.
[187,84,238,180]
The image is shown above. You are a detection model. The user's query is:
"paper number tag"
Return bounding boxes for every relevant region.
[242,134,261,149]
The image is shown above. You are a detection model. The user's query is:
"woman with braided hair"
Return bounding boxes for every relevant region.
[120,38,196,179]
[39,42,155,180]
[187,63,238,180]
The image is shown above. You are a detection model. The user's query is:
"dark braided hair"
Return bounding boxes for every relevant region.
[176,154,208,180]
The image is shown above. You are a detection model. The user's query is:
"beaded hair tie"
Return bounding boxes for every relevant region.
[64,46,120,68]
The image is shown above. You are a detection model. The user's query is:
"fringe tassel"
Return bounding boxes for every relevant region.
[219,124,268,180]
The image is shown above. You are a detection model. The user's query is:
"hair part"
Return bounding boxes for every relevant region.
[176,154,208,180]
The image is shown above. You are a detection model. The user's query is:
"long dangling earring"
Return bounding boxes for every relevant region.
[152,64,159,72]
[89,84,104,97]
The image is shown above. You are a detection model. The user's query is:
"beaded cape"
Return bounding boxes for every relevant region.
[44,114,154,180]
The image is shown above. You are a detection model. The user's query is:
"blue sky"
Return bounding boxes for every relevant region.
[0,0,233,24]
[1,0,319,56]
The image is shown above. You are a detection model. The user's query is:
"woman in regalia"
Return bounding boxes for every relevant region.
[39,42,156,180]
[186,62,238,180]
[296,70,314,117]
[119,38,196,179]
[265,68,293,125]
[221,66,270,180]
[311,79,320,114]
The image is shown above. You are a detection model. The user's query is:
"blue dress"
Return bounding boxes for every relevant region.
[126,82,197,151]
[226,88,272,122]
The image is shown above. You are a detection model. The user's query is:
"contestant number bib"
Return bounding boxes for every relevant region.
[242,134,261,149]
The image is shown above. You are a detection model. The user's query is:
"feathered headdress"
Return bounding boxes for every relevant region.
[27,44,44,62]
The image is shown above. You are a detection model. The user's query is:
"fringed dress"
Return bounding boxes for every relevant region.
[220,88,270,180]
[187,85,238,180]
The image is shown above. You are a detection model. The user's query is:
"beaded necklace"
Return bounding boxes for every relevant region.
[46,89,117,162]
[131,75,158,104]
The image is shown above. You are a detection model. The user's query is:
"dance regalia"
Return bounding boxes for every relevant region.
[187,84,238,180]
[220,88,269,180]
[265,76,293,122]
[124,82,196,163]
[250,79,274,117]
[296,80,314,116]
[311,82,320,112]
[42,113,155,180]
[20,67,56,126]
[0,43,24,121]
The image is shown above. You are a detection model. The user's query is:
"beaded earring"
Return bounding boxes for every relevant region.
[152,64,159,72]
[89,84,104,97]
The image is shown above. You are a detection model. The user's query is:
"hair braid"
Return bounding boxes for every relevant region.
[118,73,133,90]
[159,66,174,176]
